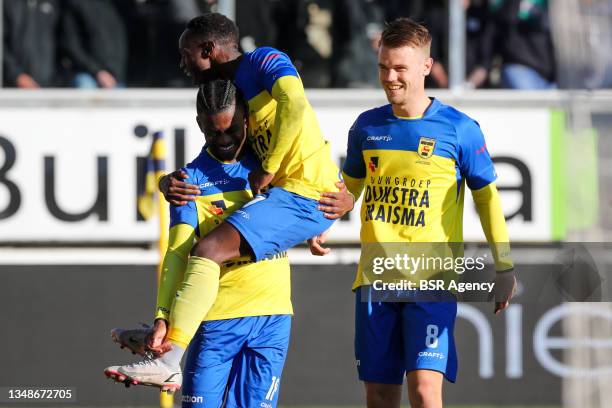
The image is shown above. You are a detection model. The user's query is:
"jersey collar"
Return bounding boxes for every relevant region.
[391,97,442,120]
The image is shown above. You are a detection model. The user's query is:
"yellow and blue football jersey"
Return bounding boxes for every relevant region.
[343,99,506,289]
[170,148,292,321]
[234,47,340,199]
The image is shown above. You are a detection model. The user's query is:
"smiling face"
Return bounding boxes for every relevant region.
[378,44,432,109]
[197,103,247,162]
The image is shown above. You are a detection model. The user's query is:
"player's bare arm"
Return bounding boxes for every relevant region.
[248,168,275,195]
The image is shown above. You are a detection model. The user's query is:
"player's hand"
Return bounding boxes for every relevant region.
[147,319,172,356]
[491,270,517,314]
[159,170,200,206]
[248,168,275,196]
[307,229,331,256]
[318,182,355,219]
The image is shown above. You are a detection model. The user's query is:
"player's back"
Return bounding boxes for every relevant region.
[235,47,339,199]
[174,148,292,320]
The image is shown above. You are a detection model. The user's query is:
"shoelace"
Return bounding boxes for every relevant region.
[127,352,157,368]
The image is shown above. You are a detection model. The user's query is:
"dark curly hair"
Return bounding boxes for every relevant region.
[186,13,239,46]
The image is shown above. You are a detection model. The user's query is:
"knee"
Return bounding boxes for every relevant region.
[409,381,441,408]
[190,236,219,262]
[365,383,401,408]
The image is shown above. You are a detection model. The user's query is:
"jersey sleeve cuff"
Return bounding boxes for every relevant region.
[155,308,170,321]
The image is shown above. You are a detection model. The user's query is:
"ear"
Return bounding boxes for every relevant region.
[196,115,204,133]
[200,41,214,58]
[423,57,433,76]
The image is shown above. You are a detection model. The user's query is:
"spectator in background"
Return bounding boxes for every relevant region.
[488,0,556,89]
[376,0,450,88]
[61,0,127,89]
[235,0,333,88]
[235,0,278,52]
[287,0,334,88]
[113,0,214,88]
[331,0,384,88]
[422,0,450,88]
[3,0,61,88]
[465,0,494,88]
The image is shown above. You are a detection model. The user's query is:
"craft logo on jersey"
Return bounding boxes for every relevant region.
[368,156,379,172]
[418,137,436,159]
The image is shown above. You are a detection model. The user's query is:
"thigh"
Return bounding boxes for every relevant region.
[355,286,406,385]
[225,188,335,261]
[181,319,249,408]
[225,315,292,408]
[190,221,244,263]
[402,297,458,383]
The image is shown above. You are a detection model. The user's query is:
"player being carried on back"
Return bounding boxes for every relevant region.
[105,13,354,389]
[107,82,295,407]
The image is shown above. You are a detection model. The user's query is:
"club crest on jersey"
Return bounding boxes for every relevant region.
[418,137,436,159]
[368,156,379,172]
[209,200,227,216]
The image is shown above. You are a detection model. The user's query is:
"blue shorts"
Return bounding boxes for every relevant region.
[182,315,291,408]
[226,187,335,261]
[354,286,458,384]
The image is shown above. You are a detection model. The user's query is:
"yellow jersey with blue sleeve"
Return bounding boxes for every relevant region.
[235,47,340,199]
[342,99,513,289]
[155,147,292,321]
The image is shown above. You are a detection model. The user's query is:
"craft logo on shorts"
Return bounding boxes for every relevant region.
[368,156,379,172]
[418,137,436,159]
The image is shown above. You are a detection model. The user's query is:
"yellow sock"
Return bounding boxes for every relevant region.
[167,256,220,348]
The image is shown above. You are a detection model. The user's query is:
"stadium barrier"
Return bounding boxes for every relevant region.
[1,89,609,245]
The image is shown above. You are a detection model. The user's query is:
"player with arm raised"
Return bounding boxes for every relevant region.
[339,18,516,408]
[106,81,293,407]
[107,13,353,388]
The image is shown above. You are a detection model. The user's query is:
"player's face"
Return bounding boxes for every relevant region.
[378,45,432,105]
[197,104,248,162]
[179,31,213,81]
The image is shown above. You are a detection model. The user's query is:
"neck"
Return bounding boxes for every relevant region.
[392,92,431,118]
[215,48,243,78]
[207,147,241,164]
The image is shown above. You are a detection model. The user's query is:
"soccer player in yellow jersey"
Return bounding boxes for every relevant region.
[107,13,353,391]
[106,81,293,406]
[337,18,517,408]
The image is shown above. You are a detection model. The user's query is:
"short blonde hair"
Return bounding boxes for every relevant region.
[379,18,432,51]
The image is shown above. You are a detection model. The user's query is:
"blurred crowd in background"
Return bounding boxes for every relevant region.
[3,0,612,90]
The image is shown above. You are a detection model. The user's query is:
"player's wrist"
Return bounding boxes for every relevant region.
[348,191,356,211]
[154,310,170,322]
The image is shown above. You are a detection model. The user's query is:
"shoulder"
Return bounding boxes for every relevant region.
[183,148,212,183]
[352,104,391,130]
[246,47,292,66]
[435,102,482,139]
